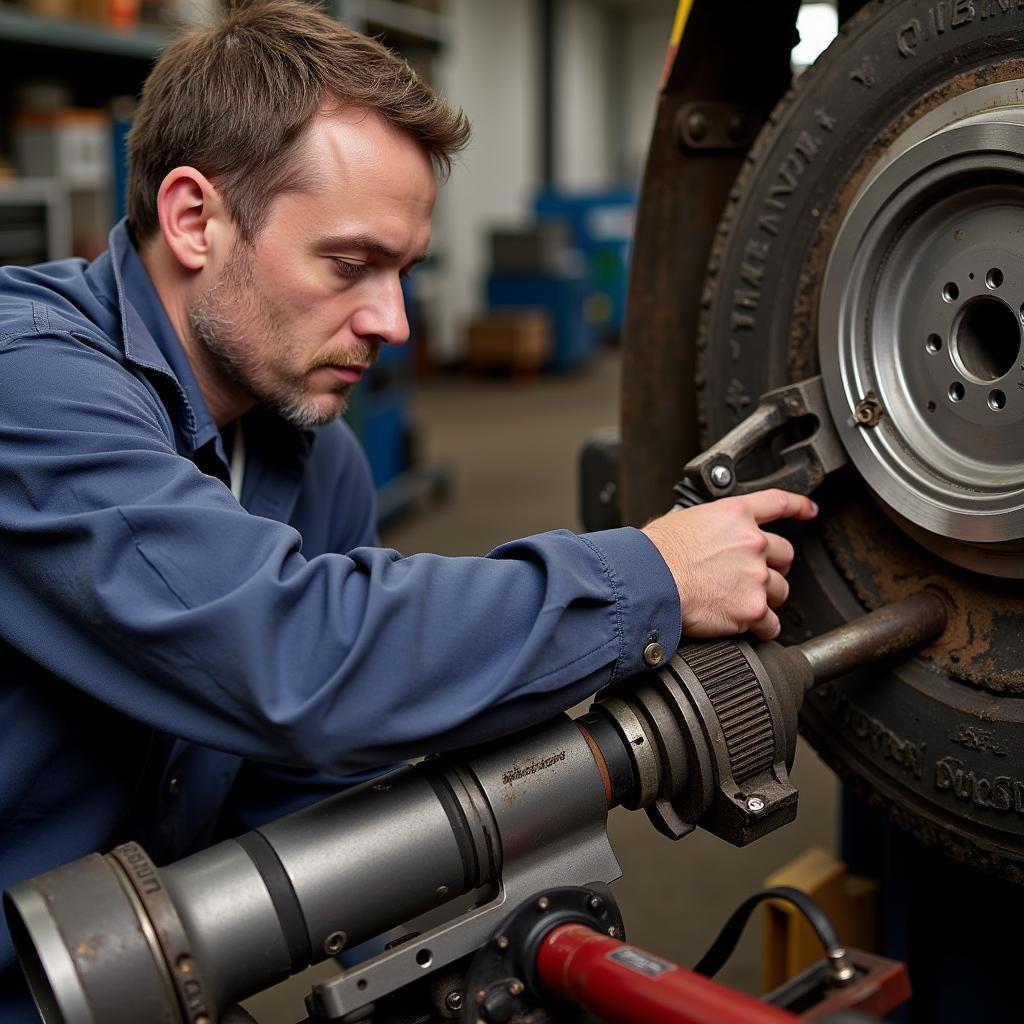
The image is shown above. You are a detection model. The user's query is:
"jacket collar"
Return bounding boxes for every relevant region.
[107,219,221,457]
[104,220,314,505]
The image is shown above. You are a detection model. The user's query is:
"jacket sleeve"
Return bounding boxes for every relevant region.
[0,334,681,775]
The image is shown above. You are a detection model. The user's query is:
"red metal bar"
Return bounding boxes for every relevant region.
[535,924,798,1024]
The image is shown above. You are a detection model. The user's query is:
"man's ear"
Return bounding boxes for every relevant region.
[156,167,227,272]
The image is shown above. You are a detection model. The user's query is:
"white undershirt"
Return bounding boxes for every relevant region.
[230,421,246,503]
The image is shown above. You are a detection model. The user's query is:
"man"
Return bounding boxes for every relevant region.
[0,2,815,1017]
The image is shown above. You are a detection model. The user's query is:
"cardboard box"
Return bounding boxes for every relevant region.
[465,312,553,372]
[14,108,112,190]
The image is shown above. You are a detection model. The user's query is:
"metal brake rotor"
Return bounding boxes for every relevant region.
[820,97,1024,578]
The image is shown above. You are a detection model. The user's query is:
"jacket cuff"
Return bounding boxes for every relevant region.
[578,526,682,682]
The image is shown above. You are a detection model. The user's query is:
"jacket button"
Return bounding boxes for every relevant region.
[643,641,664,667]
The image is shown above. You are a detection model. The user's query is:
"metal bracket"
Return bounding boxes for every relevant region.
[676,102,758,151]
[683,375,848,500]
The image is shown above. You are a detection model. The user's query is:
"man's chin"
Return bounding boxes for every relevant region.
[272,389,350,430]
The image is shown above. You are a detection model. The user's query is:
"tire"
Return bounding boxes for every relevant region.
[698,0,1024,881]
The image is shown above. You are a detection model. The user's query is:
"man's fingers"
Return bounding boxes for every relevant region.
[741,488,818,525]
[766,568,790,609]
[750,607,781,640]
[764,532,795,574]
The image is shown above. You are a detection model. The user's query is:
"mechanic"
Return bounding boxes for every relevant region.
[0,2,816,1018]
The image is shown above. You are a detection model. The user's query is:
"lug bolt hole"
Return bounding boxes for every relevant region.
[989,389,1006,410]
[986,267,1004,290]
[949,382,965,402]
[926,334,942,353]
[943,282,960,302]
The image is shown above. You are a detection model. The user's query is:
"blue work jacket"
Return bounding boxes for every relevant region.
[0,222,680,1019]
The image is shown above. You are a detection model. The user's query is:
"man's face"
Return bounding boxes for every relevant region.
[189,109,436,429]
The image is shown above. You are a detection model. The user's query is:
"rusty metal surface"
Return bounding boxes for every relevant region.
[8,852,181,1024]
[796,949,911,1022]
[682,375,848,500]
[110,842,212,1024]
[798,593,948,687]
[691,11,1024,685]
[619,0,799,527]
[623,0,1024,876]
[822,497,1024,692]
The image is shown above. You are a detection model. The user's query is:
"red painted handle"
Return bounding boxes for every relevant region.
[535,923,798,1024]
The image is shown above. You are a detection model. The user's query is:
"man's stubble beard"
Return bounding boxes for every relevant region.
[188,243,374,430]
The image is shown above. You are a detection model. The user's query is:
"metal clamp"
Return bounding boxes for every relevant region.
[676,102,757,151]
[682,375,848,501]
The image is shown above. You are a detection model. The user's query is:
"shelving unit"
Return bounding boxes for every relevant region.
[0,0,448,522]
[0,6,169,59]
[335,0,447,49]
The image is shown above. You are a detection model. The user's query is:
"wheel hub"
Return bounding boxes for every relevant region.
[820,109,1024,577]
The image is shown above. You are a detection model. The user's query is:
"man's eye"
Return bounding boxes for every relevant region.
[333,259,368,277]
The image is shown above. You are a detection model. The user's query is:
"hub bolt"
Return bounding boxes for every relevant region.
[854,396,883,427]
[710,464,734,489]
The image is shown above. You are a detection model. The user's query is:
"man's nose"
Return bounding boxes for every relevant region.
[352,274,410,346]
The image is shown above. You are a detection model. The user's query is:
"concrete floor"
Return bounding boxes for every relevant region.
[246,350,840,1021]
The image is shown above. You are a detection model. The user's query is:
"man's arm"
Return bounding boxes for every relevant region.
[0,334,678,774]
[1,333,812,778]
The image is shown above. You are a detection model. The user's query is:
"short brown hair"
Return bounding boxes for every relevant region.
[127,0,470,241]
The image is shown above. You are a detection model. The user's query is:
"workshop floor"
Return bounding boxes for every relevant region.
[246,348,840,1021]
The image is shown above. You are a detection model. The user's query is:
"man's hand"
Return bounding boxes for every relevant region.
[641,489,818,641]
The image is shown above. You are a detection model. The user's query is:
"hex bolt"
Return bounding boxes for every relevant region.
[854,396,883,427]
[709,464,734,489]
[537,896,551,912]
[588,894,604,911]
[495,935,510,951]
[607,926,620,938]
[746,796,766,813]
[445,991,464,1012]
[323,930,348,955]
[507,979,525,997]
[436,884,449,900]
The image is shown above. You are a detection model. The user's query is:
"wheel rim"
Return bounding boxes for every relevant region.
[820,104,1024,577]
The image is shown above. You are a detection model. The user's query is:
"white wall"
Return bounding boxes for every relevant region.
[555,0,614,190]
[428,0,674,360]
[430,0,540,363]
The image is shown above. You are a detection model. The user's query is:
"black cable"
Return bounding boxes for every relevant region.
[693,885,843,979]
